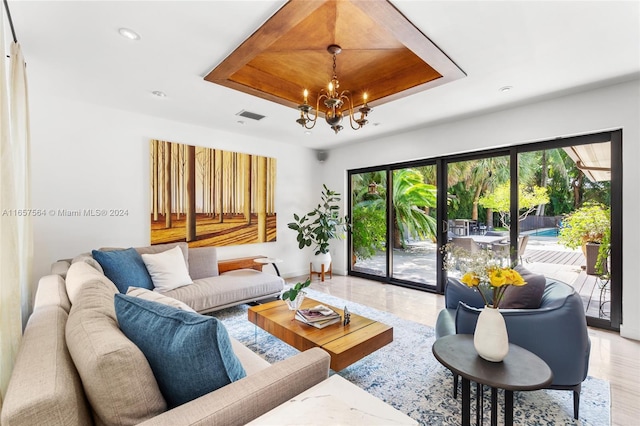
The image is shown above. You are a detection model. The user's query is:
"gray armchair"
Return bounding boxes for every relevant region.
[435,277,591,419]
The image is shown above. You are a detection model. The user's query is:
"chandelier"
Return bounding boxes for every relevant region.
[296,45,372,134]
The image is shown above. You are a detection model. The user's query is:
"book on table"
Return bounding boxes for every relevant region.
[296,305,341,328]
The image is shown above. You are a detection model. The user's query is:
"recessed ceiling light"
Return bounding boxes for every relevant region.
[151,91,166,98]
[304,131,312,135]
[499,86,513,93]
[237,120,245,125]
[118,28,140,41]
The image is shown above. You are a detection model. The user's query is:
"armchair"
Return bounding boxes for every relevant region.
[435,277,591,419]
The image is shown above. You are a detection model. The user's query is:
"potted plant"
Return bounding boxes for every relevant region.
[288,184,349,273]
[558,202,610,275]
[281,278,311,310]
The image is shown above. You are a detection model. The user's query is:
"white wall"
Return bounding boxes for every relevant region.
[325,78,640,340]
[30,95,320,283]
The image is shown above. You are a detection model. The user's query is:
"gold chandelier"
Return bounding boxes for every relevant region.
[296,45,372,134]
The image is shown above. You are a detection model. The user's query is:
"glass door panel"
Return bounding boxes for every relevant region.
[350,171,387,278]
[390,166,438,286]
[518,142,615,325]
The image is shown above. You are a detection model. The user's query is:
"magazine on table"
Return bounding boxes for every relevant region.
[295,312,342,329]
[295,304,341,328]
[297,304,340,322]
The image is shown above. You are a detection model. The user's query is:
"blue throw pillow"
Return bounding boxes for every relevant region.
[114,294,246,408]
[92,248,154,293]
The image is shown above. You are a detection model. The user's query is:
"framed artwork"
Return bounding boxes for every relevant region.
[150,139,276,247]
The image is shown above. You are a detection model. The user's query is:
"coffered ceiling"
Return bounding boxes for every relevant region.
[205,0,464,110]
[7,1,640,149]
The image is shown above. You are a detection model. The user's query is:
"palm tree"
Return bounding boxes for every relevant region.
[391,168,437,248]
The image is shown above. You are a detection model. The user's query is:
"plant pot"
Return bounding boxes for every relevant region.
[311,252,332,273]
[473,306,509,362]
[585,242,601,275]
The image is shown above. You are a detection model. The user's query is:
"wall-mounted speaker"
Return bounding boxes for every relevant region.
[316,150,328,163]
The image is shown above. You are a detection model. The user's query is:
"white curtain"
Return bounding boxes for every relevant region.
[0,5,33,408]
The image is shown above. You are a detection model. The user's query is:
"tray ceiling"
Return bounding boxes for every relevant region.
[205,0,466,110]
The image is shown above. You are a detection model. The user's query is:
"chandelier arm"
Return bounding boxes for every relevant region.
[341,92,362,131]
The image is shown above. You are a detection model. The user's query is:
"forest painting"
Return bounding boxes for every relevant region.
[150,139,277,247]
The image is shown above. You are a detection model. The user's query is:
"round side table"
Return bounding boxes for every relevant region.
[254,257,283,276]
[432,334,553,426]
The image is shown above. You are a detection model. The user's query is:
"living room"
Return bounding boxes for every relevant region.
[2,1,639,425]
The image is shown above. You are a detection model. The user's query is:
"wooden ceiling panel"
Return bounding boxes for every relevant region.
[205,0,465,110]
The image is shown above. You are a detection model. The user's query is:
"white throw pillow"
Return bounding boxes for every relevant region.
[141,246,193,292]
[126,287,196,312]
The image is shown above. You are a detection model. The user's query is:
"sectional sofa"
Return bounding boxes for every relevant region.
[1,243,331,425]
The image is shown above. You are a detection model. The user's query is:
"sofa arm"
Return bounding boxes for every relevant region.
[138,347,331,426]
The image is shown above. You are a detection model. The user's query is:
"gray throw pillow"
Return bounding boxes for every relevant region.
[500,266,546,309]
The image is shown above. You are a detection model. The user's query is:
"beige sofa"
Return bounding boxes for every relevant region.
[56,242,285,314]
[1,246,331,426]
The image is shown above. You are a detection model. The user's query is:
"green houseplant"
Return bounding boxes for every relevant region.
[288,185,349,272]
[559,202,610,274]
[281,278,311,310]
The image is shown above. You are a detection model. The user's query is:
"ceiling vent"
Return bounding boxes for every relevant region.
[236,110,266,121]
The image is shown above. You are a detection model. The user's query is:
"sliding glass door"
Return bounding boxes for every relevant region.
[349,164,439,289]
[348,130,621,330]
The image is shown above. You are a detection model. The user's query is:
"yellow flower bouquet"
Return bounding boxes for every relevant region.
[460,266,526,308]
[443,243,527,308]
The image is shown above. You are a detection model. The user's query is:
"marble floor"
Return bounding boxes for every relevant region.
[286,273,640,426]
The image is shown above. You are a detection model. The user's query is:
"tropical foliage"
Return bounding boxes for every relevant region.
[478,181,550,229]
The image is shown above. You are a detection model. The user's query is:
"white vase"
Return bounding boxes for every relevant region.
[473,306,509,362]
[311,252,332,273]
[284,291,306,311]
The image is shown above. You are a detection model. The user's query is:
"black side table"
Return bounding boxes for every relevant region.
[432,334,553,426]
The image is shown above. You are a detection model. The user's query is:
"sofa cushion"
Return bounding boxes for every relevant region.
[162,269,284,313]
[34,274,72,312]
[133,242,189,269]
[65,261,116,305]
[187,246,219,280]
[114,294,247,408]
[140,245,193,292]
[92,247,154,293]
[71,253,104,274]
[500,266,546,309]
[1,305,92,426]
[126,286,195,312]
[66,280,166,425]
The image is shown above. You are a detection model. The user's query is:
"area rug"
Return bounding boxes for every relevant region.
[213,289,610,426]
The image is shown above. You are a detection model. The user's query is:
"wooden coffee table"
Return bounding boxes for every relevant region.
[248,297,393,371]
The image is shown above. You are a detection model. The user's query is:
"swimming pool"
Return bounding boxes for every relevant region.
[529,228,559,237]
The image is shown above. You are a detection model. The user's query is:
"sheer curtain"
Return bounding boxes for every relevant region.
[0,6,33,408]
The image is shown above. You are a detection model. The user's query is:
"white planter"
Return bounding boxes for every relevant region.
[311,252,332,273]
[473,306,509,362]
[284,291,306,311]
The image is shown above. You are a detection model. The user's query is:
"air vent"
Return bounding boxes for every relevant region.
[236,110,266,121]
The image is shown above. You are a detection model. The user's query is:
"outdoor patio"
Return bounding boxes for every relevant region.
[353,235,610,320]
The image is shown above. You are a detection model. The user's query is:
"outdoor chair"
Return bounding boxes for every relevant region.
[518,235,530,263]
[450,236,481,254]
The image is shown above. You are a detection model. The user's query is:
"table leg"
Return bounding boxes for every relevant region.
[491,387,497,426]
[272,263,281,276]
[505,390,513,426]
[462,377,471,426]
[476,383,483,426]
